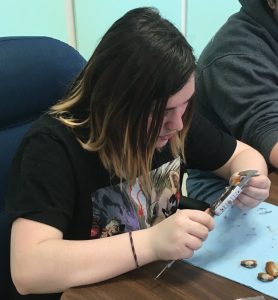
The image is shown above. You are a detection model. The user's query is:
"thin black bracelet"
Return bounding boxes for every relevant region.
[129,231,139,268]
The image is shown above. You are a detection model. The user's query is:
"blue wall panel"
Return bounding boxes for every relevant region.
[0,0,242,62]
[186,0,241,58]
[74,0,182,59]
[0,0,68,42]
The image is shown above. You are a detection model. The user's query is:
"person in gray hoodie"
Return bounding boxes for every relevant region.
[187,0,278,204]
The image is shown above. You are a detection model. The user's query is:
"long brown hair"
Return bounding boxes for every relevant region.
[50,7,196,191]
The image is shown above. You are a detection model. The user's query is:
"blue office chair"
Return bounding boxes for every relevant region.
[0,36,86,299]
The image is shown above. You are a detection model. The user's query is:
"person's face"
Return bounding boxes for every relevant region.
[148,74,195,149]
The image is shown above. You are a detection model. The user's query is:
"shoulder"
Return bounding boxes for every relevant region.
[12,114,95,174]
[25,114,74,142]
[198,10,274,72]
[20,114,82,154]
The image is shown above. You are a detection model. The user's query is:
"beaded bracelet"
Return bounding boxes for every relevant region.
[129,231,139,268]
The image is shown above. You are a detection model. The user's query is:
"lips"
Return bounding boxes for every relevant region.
[159,134,173,140]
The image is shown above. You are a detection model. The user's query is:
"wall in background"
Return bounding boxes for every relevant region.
[74,0,183,59]
[0,0,241,59]
[0,0,68,42]
[186,0,241,58]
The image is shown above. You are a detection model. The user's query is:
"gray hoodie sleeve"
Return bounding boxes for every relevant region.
[197,53,278,163]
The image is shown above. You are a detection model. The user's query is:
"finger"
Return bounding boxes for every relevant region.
[184,234,203,252]
[240,186,269,202]
[247,176,271,189]
[184,210,215,230]
[233,198,249,209]
[239,187,267,202]
[181,248,194,259]
[234,195,261,209]
[187,222,210,241]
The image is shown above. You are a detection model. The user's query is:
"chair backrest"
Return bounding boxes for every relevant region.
[0,36,86,298]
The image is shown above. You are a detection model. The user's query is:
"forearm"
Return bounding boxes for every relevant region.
[214,141,268,180]
[228,148,268,177]
[269,142,278,169]
[11,227,155,294]
[11,209,215,295]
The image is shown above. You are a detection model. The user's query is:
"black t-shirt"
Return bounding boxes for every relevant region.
[6,112,236,299]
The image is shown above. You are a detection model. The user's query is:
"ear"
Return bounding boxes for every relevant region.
[267,0,276,10]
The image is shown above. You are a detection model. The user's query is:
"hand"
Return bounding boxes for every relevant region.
[148,209,214,261]
[233,174,270,209]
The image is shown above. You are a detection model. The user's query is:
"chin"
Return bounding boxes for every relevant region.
[155,140,169,150]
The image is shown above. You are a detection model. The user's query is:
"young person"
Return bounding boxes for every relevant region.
[6,7,270,300]
[187,0,278,203]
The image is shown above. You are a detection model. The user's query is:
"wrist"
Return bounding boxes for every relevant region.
[131,228,158,265]
[129,232,139,268]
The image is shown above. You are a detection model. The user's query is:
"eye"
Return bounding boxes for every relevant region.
[163,108,172,116]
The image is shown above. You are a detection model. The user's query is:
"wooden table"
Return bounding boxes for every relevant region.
[62,176,278,300]
[61,259,276,300]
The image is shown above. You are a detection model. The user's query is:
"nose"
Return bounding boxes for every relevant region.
[165,109,184,132]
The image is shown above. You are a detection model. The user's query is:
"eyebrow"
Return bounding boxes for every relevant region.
[165,99,190,111]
